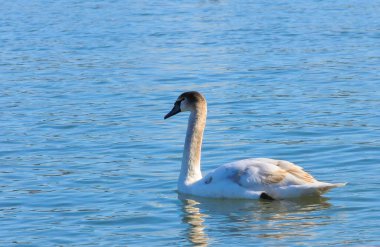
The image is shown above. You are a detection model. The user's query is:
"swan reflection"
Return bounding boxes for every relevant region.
[179,195,332,245]
[180,197,209,246]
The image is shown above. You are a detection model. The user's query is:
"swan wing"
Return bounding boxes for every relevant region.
[205,158,313,187]
[253,158,317,183]
[201,158,345,199]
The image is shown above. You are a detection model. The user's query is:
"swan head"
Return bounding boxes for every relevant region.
[164,91,206,119]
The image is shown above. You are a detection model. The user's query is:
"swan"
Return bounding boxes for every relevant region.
[164,91,346,200]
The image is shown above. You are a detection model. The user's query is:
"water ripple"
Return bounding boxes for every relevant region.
[1,0,380,246]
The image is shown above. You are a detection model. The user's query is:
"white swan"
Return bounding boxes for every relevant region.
[164,91,346,200]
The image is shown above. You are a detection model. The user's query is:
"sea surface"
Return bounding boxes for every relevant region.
[1,0,379,246]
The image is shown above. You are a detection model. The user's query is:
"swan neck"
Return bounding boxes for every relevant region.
[179,105,206,186]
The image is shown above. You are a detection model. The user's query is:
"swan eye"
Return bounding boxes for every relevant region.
[175,98,186,109]
[176,97,185,103]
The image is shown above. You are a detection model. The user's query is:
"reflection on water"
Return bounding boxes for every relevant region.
[179,194,331,245]
[181,197,209,246]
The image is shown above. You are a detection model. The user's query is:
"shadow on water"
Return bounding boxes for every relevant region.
[178,194,332,246]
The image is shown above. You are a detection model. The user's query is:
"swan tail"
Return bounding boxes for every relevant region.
[270,182,347,199]
[317,182,347,194]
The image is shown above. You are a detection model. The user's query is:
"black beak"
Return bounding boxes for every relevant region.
[164,101,181,119]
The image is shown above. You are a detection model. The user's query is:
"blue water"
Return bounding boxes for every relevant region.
[1,0,380,246]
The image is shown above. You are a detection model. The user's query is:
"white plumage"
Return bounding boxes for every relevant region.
[186,158,345,199]
[165,91,345,200]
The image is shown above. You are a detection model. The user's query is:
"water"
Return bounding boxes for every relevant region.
[1,0,379,246]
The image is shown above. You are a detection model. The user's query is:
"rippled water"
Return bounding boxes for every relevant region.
[1,0,380,246]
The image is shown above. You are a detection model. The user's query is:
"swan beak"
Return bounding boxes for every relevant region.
[164,102,181,119]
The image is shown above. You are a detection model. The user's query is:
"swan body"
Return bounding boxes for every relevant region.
[165,91,345,200]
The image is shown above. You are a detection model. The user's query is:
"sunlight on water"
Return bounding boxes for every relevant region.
[1,0,379,246]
